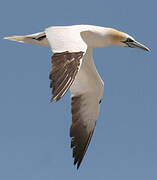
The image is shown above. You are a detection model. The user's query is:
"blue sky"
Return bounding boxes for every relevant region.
[1,0,157,179]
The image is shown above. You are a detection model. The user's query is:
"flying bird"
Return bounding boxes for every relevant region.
[4,25,150,169]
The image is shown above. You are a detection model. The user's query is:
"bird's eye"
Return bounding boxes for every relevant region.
[126,38,134,42]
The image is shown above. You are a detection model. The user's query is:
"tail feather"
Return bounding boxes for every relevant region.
[4,32,49,46]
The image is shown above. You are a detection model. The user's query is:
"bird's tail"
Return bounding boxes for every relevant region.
[4,32,49,46]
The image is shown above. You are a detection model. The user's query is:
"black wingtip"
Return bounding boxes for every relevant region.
[73,156,83,169]
[77,161,81,169]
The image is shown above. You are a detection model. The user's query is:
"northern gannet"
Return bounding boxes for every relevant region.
[4,25,150,169]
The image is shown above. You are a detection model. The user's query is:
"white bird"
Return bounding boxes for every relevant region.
[4,25,150,169]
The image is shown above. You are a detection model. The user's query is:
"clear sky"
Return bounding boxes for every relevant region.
[1,0,156,179]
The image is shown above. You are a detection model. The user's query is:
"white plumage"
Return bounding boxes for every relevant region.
[4,25,149,169]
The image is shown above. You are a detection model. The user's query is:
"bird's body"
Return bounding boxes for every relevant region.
[4,25,149,169]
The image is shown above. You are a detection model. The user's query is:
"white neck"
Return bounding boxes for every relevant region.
[80,26,111,48]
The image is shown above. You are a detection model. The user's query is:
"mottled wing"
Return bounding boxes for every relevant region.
[49,51,84,102]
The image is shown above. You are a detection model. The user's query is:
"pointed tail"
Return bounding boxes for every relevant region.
[4,32,49,46]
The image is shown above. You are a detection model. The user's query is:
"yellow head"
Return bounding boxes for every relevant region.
[107,28,150,51]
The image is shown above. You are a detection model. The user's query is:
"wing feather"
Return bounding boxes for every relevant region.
[69,49,104,168]
[45,26,104,169]
[70,94,100,169]
[49,51,84,102]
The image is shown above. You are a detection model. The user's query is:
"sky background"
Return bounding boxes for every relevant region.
[0,0,157,179]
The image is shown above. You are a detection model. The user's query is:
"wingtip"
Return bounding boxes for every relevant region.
[50,97,55,102]
[73,161,81,170]
[77,162,81,170]
[73,157,82,169]
[50,96,60,103]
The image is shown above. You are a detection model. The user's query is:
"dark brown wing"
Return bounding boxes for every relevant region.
[49,51,84,102]
[70,94,99,169]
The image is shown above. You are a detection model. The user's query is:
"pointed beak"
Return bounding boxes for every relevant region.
[127,41,150,52]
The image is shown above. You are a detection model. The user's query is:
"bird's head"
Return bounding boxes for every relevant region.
[107,28,150,51]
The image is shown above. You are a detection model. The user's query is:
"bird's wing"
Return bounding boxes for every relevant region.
[49,51,84,101]
[70,49,104,168]
[45,26,87,101]
[46,27,104,169]
[45,26,87,53]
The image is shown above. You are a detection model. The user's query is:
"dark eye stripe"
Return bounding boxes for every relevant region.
[32,35,46,41]
[126,38,134,42]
